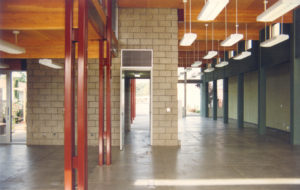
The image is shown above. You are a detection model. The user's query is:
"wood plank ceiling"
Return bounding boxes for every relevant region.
[0,0,295,67]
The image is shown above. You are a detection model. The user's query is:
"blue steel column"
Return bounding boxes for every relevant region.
[237,73,244,128]
[258,29,266,135]
[290,8,300,145]
[213,80,217,120]
[223,78,229,124]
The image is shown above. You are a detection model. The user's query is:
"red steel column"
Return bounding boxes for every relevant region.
[77,0,88,189]
[133,79,136,119]
[130,80,133,123]
[106,42,112,165]
[98,40,104,166]
[106,0,112,166]
[64,0,76,189]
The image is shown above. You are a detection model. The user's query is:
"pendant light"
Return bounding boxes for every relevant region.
[216,6,229,68]
[234,24,252,60]
[204,63,215,72]
[203,23,218,59]
[198,0,229,21]
[221,0,244,47]
[257,0,300,22]
[0,31,26,54]
[180,0,197,46]
[192,41,202,67]
[260,6,289,48]
[184,51,192,72]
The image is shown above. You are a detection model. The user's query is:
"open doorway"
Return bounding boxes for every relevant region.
[120,70,152,150]
[130,79,150,145]
[11,72,27,143]
[0,71,27,144]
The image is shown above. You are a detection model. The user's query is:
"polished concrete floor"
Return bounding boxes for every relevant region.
[1,116,300,190]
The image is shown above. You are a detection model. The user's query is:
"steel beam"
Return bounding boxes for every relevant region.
[98,40,104,166]
[64,0,76,189]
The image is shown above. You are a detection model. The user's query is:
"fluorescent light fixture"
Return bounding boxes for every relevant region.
[215,61,229,68]
[180,33,197,46]
[0,39,26,54]
[204,67,215,73]
[134,74,141,78]
[257,0,300,22]
[198,0,229,21]
[0,62,9,69]
[184,67,192,72]
[221,33,244,47]
[233,51,252,60]
[191,61,202,67]
[203,51,218,59]
[260,34,289,47]
[39,59,63,69]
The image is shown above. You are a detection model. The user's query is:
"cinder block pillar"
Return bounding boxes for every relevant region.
[223,78,229,124]
[290,8,300,145]
[213,80,217,120]
[237,73,244,128]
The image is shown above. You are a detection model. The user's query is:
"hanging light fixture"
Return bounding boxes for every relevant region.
[197,0,229,21]
[0,62,9,69]
[192,41,202,67]
[184,51,192,72]
[260,16,289,47]
[204,63,215,72]
[180,0,197,46]
[221,0,243,47]
[216,6,229,68]
[234,24,252,60]
[257,0,300,22]
[203,23,218,59]
[0,31,26,54]
[39,59,63,69]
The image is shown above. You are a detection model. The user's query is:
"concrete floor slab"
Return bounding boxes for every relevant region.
[0,116,300,190]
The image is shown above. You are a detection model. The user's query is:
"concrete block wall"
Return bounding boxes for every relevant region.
[111,8,179,146]
[27,59,100,145]
[26,8,179,146]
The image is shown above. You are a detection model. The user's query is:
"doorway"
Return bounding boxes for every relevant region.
[0,71,27,144]
[120,49,153,150]
[120,70,152,150]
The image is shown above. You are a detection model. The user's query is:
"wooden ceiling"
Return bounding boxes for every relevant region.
[0,0,295,67]
[119,0,294,67]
